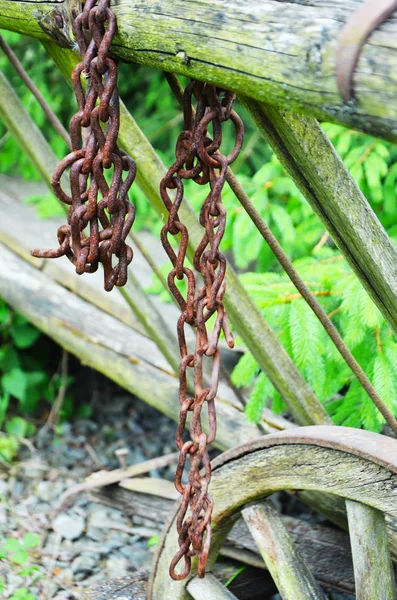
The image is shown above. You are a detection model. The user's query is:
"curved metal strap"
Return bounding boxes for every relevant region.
[336,0,397,103]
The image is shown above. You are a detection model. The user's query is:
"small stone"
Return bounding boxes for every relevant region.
[41,579,59,597]
[106,556,129,578]
[37,480,64,502]
[52,513,85,540]
[72,551,100,581]
[0,479,8,495]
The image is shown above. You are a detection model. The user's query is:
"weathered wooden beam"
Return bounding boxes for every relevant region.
[187,574,239,600]
[242,501,326,600]
[347,501,397,600]
[1,0,397,140]
[244,99,397,336]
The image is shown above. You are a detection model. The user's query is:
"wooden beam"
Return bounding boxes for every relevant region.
[1,0,397,140]
[187,574,239,600]
[242,502,326,599]
[347,501,397,600]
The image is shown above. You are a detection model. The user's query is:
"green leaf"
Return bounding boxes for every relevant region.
[231,352,259,388]
[0,436,19,462]
[5,417,30,437]
[1,369,27,402]
[10,589,35,600]
[289,300,323,370]
[270,204,296,246]
[11,323,41,349]
[3,538,20,554]
[0,302,9,324]
[372,351,397,421]
[10,548,29,565]
[0,346,21,371]
[147,536,160,548]
[245,372,273,423]
[21,532,40,550]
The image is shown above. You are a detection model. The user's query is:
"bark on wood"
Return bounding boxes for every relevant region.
[347,501,397,600]
[242,501,326,600]
[2,1,397,140]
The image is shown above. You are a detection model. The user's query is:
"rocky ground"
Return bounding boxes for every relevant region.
[0,378,177,599]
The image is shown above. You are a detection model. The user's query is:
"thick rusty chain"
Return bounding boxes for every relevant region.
[160,82,244,579]
[31,0,136,291]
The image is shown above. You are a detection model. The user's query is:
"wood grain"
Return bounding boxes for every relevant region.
[187,573,239,600]
[347,501,397,600]
[1,0,397,139]
[242,501,326,599]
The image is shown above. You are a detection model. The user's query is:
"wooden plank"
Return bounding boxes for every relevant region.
[119,477,179,500]
[346,501,397,600]
[187,573,239,600]
[2,1,397,140]
[242,502,326,599]
[149,426,397,599]
[244,99,397,335]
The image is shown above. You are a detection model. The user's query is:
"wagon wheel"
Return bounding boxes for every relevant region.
[148,426,397,600]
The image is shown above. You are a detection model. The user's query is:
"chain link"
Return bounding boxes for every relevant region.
[160,81,244,579]
[31,0,136,292]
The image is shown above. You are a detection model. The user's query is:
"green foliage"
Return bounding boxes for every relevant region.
[147,535,160,548]
[232,253,397,431]
[0,531,42,599]
[0,299,74,460]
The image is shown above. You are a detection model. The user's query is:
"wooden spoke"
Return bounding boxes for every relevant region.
[242,501,326,600]
[187,574,239,600]
[346,501,397,600]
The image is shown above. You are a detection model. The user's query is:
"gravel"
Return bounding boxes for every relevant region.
[0,388,176,599]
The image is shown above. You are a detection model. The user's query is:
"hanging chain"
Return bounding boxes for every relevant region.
[31,0,136,292]
[160,82,244,579]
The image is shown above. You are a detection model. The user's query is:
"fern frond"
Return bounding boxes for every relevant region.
[231,352,259,389]
[245,372,273,424]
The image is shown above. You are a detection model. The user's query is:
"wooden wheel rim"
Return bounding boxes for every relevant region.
[148,426,397,599]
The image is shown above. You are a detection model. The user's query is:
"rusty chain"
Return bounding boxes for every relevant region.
[160,82,244,579]
[31,0,136,292]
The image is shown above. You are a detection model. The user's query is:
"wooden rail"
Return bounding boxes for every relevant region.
[1,0,397,140]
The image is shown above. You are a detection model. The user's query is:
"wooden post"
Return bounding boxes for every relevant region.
[347,501,397,600]
[242,502,326,600]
